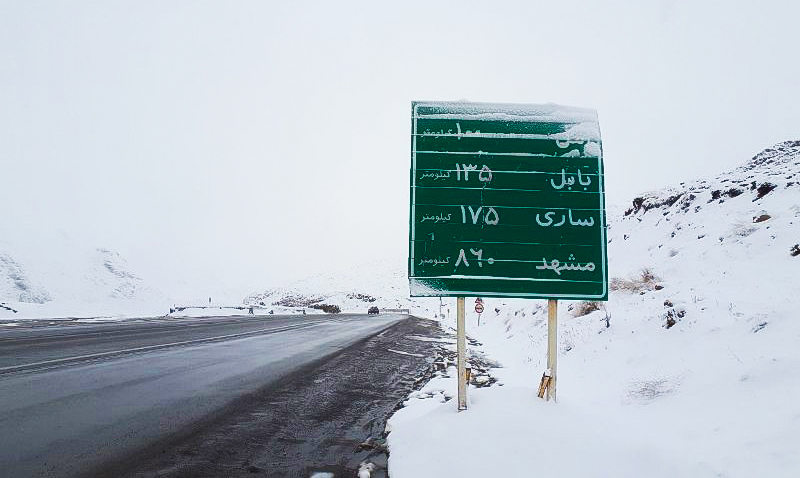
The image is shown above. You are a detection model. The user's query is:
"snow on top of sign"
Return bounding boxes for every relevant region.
[413,101,598,124]
[550,121,602,142]
[584,140,602,157]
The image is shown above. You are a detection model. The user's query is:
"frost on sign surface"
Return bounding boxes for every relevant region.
[409,101,608,300]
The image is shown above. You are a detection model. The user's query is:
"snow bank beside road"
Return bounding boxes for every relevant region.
[387,141,800,478]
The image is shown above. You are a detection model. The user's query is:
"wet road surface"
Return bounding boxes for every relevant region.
[0,314,445,478]
[115,317,447,478]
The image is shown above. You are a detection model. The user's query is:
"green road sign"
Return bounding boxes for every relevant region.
[409,101,607,300]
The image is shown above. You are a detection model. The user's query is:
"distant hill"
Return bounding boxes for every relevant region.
[243,258,436,314]
[0,230,167,319]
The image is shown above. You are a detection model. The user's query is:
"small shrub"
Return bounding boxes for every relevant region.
[572,301,601,317]
[610,268,661,293]
[709,188,743,203]
[347,292,377,302]
[732,222,757,237]
[272,294,325,308]
[640,268,657,283]
[310,303,341,314]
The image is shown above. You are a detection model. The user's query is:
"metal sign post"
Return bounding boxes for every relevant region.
[547,299,558,401]
[457,296,467,410]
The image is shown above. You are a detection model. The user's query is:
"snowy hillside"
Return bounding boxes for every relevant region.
[387,141,800,478]
[0,230,168,319]
[244,258,439,315]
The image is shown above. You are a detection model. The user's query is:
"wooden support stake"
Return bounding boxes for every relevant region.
[537,370,552,399]
[547,299,558,402]
[457,296,467,411]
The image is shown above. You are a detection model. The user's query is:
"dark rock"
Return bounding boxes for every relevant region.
[625,194,684,216]
[625,197,645,216]
[664,307,684,328]
[755,182,777,200]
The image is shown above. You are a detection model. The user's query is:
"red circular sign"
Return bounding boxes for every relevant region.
[475,303,484,314]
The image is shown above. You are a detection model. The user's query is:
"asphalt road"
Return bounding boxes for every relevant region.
[0,313,422,478]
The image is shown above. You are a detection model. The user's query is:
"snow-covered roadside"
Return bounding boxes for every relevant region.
[0,300,169,322]
[386,142,800,478]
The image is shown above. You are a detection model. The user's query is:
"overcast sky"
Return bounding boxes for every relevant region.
[2,1,798,297]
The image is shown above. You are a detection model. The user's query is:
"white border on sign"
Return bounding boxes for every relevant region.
[409,101,608,299]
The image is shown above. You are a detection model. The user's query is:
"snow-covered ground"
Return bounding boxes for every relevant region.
[387,141,800,478]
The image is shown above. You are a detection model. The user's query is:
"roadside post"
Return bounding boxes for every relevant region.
[457,297,467,410]
[409,101,607,408]
[547,299,558,401]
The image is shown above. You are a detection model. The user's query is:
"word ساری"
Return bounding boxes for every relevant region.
[535,209,594,228]
[550,168,592,191]
[535,255,595,276]
[420,213,452,224]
